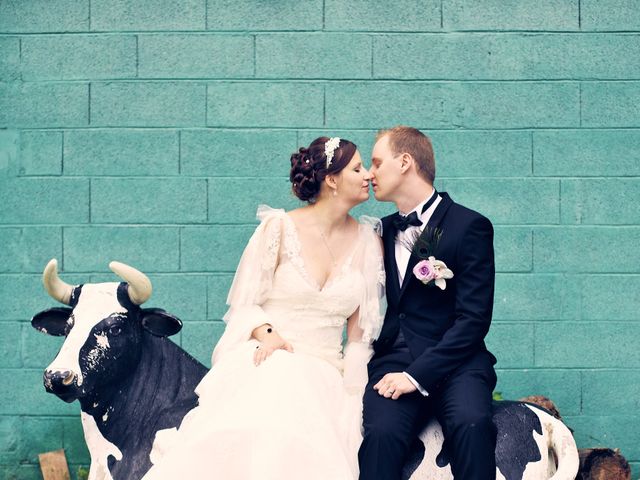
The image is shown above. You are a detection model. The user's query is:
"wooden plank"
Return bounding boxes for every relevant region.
[38,449,71,480]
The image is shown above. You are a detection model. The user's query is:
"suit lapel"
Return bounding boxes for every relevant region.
[382,217,401,303]
[398,192,454,300]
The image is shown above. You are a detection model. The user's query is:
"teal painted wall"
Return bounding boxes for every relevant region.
[1,1,639,478]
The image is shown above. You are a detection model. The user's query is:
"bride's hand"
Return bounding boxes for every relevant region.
[253,338,294,366]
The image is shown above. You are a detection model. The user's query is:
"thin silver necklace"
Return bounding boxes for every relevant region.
[317,225,338,267]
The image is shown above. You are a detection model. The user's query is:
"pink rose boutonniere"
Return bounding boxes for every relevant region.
[412,256,454,290]
[401,227,453,290]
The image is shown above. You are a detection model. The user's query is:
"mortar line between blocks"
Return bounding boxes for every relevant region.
[323,86,326,126]
[576,271,583,325]
[88,0,92,31]
[88,178,92,223]
[205,272,209,319]
[61,131,65,175]
[578,0,582,30]
[532,322,536,366]
[579,370,584,413]
[529,131,534,175]
[179,227,182,271]
[135,35,139,77]
[178,130,182,175]
[531,229,535,273]
[205,84,208,125]
[61,227,65,271]
[17,125,640,133]
[9,28,640,35]
[252,34,257,77]
[19,322,25,368]
[10,77,640,84]
[529,227,534,273]
[558,179,562,224]
[370,35,374,77]
[440,0,444,29]
[578,82,583,127]
[322,0,326,30]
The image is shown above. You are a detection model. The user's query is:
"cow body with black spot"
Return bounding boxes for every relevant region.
[32,259,208,480]
[401,400,579,480]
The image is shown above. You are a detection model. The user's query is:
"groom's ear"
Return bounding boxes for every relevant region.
[399,153,414,174]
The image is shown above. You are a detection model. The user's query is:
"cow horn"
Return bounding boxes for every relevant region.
[109,261,152,305]
[43,259,73,305]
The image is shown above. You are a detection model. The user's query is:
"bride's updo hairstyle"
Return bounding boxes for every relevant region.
[290,137,357,202]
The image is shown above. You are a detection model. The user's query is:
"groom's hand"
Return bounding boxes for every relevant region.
[374,373,417,400]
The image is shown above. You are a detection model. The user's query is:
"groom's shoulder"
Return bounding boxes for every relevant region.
[376,214,397,239]
[447,196,493,230]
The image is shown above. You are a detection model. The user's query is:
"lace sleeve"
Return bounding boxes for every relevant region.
[342,218,386,395]
[224,205,284,307]
[211,205,284,365]
[357,218,386,344]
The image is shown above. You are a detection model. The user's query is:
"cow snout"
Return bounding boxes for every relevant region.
[44,369,78,394]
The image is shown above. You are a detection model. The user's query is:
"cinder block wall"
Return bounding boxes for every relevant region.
[1,1,639,478]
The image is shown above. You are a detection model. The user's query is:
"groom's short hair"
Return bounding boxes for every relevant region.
[377,126,435,184]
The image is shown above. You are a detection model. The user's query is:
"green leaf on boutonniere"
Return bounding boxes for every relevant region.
[400,227,443,260]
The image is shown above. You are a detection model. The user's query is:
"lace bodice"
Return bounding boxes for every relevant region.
[261,214,366,369]
[211,206,385,370]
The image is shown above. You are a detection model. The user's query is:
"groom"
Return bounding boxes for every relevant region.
[359,126,497,480]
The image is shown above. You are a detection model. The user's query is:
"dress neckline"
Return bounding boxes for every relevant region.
[282,213,361,292]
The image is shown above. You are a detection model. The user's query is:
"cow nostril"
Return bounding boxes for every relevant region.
[62,371,76,386]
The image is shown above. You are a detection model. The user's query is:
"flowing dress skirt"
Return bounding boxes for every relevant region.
[142,340,362,480]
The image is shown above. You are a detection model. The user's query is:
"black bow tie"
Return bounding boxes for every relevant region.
[392,190,439,232]
[393,211,422,231]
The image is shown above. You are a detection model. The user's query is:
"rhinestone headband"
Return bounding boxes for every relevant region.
[324,137,340,169]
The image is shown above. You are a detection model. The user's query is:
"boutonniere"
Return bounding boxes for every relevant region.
[401,228,454,290]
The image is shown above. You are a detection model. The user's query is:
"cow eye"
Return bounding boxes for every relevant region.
[109,325,122,336]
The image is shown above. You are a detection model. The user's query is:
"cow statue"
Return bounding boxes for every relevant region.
[32,259,208,480]
[33,259,579,480]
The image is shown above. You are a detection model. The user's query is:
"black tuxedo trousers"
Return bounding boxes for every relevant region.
[359,193,498,480]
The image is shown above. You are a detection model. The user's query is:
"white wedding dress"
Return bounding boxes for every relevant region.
[142,206,385,480]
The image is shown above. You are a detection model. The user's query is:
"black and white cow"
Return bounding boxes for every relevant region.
[32,259,208,480]
[33,259,579,480]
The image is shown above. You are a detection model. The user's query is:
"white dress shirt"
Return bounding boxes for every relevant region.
[395,189,442,286]
[396,189,442,397]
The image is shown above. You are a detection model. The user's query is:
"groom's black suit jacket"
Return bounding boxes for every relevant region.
[373,192,497,393]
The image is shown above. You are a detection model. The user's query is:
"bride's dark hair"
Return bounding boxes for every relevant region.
[289,137,357,202]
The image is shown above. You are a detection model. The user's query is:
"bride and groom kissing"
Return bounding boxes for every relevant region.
[142,126,497,480]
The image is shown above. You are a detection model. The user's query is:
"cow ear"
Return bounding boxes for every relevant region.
[140,308,183,337]
[31,308,74,336]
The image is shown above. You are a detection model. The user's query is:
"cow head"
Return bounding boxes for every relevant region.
[32,259,182,403]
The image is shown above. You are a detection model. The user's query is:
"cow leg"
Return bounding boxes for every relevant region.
[434,368,497,480]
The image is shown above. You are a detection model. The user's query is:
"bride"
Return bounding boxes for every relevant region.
[142,136,385,480]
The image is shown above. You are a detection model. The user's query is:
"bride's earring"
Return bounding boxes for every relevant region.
[333,189,338,197]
